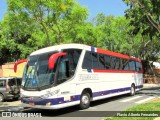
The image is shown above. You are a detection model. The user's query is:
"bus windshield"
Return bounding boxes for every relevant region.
[22,52,57,90]
[22,49,82,90]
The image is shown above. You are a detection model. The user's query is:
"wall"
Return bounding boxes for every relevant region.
[0,62,26,77]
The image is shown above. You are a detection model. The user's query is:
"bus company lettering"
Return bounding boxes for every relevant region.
[79,74,99,81]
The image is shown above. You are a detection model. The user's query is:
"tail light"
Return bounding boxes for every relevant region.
[6,82,10,91]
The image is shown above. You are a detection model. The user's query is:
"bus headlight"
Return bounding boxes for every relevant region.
[46,102,52,106]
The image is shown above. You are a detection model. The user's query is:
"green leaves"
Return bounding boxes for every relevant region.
[123,0,160,61]
[0,0,159,65]
[0,0,89,64]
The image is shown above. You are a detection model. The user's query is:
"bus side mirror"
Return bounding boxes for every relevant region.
[48,52,67,69]
[14,59,27,73]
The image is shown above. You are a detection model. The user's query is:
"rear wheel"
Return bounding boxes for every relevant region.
[79,92,90,109]
[130,85,135,96]
[0,94,4,102]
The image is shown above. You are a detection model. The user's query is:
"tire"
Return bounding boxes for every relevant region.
[79,92,90,109]
[13,96,19,101]
[130,85,135,96]
[0,94,4,102]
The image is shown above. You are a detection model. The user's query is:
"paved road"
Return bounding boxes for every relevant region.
[0,89,160,120]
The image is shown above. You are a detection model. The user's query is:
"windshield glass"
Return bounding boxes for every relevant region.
[22,52,57,90]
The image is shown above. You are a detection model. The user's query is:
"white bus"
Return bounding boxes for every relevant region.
[14,44,143,109]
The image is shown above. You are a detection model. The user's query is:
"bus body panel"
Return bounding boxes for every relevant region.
[20,44,143,109]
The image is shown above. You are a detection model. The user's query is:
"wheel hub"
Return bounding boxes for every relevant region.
[82,95,89,105]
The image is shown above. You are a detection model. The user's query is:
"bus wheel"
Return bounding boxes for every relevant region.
[79,92,90,109]
[130,85,135,96]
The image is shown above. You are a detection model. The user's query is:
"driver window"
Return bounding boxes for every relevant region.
[57,59,69,84]
[57,49,82,84]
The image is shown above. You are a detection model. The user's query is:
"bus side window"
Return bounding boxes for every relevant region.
[135,62,141,72]
[115,58,120,70]
[122,59,129,70]
[92,52,99,69]
[104,55,111,69]
[99,54,105,69]
[63,49,82,75]
[82,51,92,69]
[129,60,136,71]
[111,57,116,69]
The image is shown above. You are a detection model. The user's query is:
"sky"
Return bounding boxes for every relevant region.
[0,0,128,21]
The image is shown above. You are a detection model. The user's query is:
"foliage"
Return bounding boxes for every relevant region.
[92,13,142,57]
[123,0,160,37]
[123,0,160,61]
[0,0,159,65]
[0,0,88,64]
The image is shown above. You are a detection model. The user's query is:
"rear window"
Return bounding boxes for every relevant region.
[0,80,6,87]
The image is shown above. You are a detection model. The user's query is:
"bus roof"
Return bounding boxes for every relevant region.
[30,44,88,56]
[30,43,141,62]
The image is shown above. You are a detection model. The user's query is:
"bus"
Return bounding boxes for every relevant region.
[14,44,143,109]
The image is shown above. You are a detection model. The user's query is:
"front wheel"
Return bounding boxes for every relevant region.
[130,85,135,96]
[79,92,90,109]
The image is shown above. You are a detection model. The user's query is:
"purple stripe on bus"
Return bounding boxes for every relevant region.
[87,69,92,72]
[91,46,95,52]
[21,85,143,106]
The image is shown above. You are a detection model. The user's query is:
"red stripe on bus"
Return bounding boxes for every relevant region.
[97,48,130,59]
[93,69,143,73]
[97,48,142,62]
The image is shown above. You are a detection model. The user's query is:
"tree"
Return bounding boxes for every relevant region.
[0,0,88,64]
[6,0,88,46]
[123,0,160,61]
[92,13,142,56]
[123,0,160,37]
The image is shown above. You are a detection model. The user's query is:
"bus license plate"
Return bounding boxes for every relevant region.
[29,102,35,106]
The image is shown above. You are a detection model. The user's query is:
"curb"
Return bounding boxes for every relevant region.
[141,87,160,90]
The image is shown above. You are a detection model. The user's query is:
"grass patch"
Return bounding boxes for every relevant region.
[106,98,160,120]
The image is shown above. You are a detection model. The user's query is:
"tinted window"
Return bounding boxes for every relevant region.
[115,58,120,70]
[82,51,92,69]
[63,49,82,73]
[105,55,111,69]
[122,59,129,70]
[135,62,141,72]
[129,60,136,71]
[111,57,121,69]
[57,49,82,84]
[111,57,116,69]
[99,54,105,69]
[72,49,82,68]
[92,53,99,69]
[0,80,6,87]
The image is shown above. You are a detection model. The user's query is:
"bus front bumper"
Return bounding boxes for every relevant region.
[21,100,80,110]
